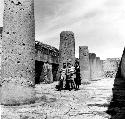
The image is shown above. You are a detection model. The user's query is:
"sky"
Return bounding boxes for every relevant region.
[0,0,125,60]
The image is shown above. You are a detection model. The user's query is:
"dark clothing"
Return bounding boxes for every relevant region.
[57,79,63,91]
[74,66,81,90]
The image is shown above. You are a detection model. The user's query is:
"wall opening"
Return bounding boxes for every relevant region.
[35,60,44,84]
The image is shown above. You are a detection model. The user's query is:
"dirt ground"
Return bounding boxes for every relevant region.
[1,78,114,119]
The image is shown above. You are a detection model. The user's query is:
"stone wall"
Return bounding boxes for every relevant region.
[103,58,120,78]
[59,31,75,69]
[79,46,90,83]
[35,41,59,83]
[107,49,125,119]
[1,0,35,105]
[35,41,59,64]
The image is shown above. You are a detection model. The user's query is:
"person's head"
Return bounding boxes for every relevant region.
[67,59,72,66]
[63,63,66,68]
[67,62,71,67]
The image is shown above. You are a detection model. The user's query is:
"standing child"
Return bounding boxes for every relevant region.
[66,60,75,91]
[57,63,67,91]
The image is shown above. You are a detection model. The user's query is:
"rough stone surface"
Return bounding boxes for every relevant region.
[35,41,59,64]
[103,58,120,78]
[107,49,125,119]
[79,46,90,83]
[1,0,35,105]
[35,41,59,83]
[59,31,75,69]
[42,63,53,84]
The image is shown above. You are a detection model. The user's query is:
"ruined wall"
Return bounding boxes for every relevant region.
[35,41,59,64]
[79,46,90,83]
[103,58,120,78]
[35,41,59,83]
[59,31,75,69]
[1,0,35,105]
[107,49,125,119]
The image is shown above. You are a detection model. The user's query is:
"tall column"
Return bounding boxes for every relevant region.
[96,57,101,79]
[1,0,35,105]
[59,31,75,69]
[100,60,104,78]
[79,46,90,84]
[89,53,96,80]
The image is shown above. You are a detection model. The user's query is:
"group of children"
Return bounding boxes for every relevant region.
[56,59,81,91]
